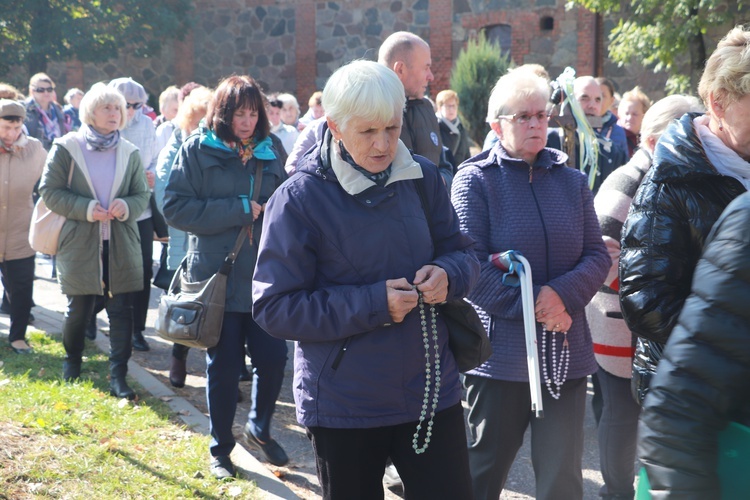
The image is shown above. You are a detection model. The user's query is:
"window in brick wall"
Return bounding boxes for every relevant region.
[540,16,554,31]
[483,24,511,54]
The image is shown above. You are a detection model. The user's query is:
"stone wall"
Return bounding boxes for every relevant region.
[6,0,738,113]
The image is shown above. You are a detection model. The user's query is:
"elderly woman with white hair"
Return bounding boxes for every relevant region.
[107,77,160,352]
[586,94,704,500]
[39,83,149,398]
[252,60,479,499]
[451,70,610,500]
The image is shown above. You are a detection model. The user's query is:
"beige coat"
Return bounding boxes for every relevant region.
[0,134,46,262]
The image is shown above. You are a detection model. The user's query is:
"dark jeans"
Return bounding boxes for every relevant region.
[597,366,640,499]
[465,374,587,500]
[207,311,287,457]
[0,255,35,343]
[307,403,473,500]
[62,242,133,369]
[132,217,154,333]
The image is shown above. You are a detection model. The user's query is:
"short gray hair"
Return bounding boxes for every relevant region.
[486,69,550,123]
[63,88,84,105]
[639,94,704,147]
[698,26,750,109]
[108,77,148,104]
[323,60,405,132]
[79,83,128,130]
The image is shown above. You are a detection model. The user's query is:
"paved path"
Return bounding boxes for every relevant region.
[2,254,608,499]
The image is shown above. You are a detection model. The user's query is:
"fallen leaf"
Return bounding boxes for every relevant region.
[117,399,130,408]
[159,396,173,402]
[178,409,191,416]
[0,379,10,387]
[54,401,69,411]
[273,470,286,478]
[37,367,45,377]
[228,486,243,497]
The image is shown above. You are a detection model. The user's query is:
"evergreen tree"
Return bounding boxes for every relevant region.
[450,34,511,146]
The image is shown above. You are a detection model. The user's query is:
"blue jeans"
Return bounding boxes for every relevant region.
[206,311,288,457]
[597,366,640,499]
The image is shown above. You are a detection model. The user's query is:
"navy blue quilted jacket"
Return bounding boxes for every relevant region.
[451,143,609,382]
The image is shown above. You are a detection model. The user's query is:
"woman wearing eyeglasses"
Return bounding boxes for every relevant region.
[451,67,610,500]
[24,73,69,151]
[107,77,161,353]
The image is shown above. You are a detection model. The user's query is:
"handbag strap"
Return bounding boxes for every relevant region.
[220,161,265,274]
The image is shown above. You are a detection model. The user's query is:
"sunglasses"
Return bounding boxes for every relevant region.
[33,87,55,93]
[126,102,143,110]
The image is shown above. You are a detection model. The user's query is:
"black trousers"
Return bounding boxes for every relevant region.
[0,255,35,343]
[307,402,472,500]
[63,242,133,369]
[132,217,154,333]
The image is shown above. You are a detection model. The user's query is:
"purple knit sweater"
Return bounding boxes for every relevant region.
[451,143,609,382]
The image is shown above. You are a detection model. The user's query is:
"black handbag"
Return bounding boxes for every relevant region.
[413,177,492,372]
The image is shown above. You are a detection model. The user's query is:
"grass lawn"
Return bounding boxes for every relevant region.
[0,330,259,499]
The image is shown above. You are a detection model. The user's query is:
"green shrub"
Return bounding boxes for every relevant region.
[450,34,511,145]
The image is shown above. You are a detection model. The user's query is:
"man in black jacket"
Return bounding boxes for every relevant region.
[379,31,454,189]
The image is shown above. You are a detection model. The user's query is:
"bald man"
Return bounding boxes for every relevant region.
[379,31,454,188]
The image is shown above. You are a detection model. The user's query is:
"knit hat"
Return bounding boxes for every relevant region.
[108,77,148,104]
[0,99,26,120]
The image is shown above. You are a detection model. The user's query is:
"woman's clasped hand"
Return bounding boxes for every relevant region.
[534,285,572,332]
[386,265,449,323]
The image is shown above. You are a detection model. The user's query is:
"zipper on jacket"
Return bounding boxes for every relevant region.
[529,183,551,280]
[331,337,352,370]
[528,164,533,183]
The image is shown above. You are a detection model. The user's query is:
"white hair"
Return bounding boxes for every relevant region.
[79,83,128,130]
[323,60,405,132]
[486,70,550,123]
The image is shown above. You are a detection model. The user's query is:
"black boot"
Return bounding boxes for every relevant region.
[132,330,150,351]
[85,315,97,340]
[109,318,136,399]
[169,355,187,388]
[63,361,81,381]
[110,364,136,400]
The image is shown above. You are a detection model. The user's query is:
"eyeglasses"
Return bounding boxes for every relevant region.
[126,102,143,110]
[497,110,550,125]
[33,87,55,93]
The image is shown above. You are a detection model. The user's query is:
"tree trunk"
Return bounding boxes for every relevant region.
[687,8,706,94]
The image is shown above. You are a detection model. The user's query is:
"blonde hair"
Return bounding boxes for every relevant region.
[698,26,750,110]
[79,83,128,130]
[436,89,459,108]
[639,95,704,148]
[158,85,180,111]
[487,71,550,123]
[620,86,652,114]
[175,86,213,133]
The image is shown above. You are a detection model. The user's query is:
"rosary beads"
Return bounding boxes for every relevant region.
[412,291,441,454]
[540,325,570,399]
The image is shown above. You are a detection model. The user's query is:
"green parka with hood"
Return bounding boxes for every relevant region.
[39,133,150,296]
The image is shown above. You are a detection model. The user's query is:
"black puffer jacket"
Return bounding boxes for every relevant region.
[638,191,750,499]
[619,113,745,404]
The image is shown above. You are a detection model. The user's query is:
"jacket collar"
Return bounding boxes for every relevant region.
[650,113,723,184]
[471,142,568,171]
[328,133,423,196]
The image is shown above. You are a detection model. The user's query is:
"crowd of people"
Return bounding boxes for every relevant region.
[1,24,749,500]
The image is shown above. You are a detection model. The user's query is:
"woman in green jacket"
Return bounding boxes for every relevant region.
[39,83,150,399]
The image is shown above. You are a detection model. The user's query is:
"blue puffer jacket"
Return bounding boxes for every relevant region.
[252,131,479,429]
[451,143,610,382]
[163,126,287,312]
